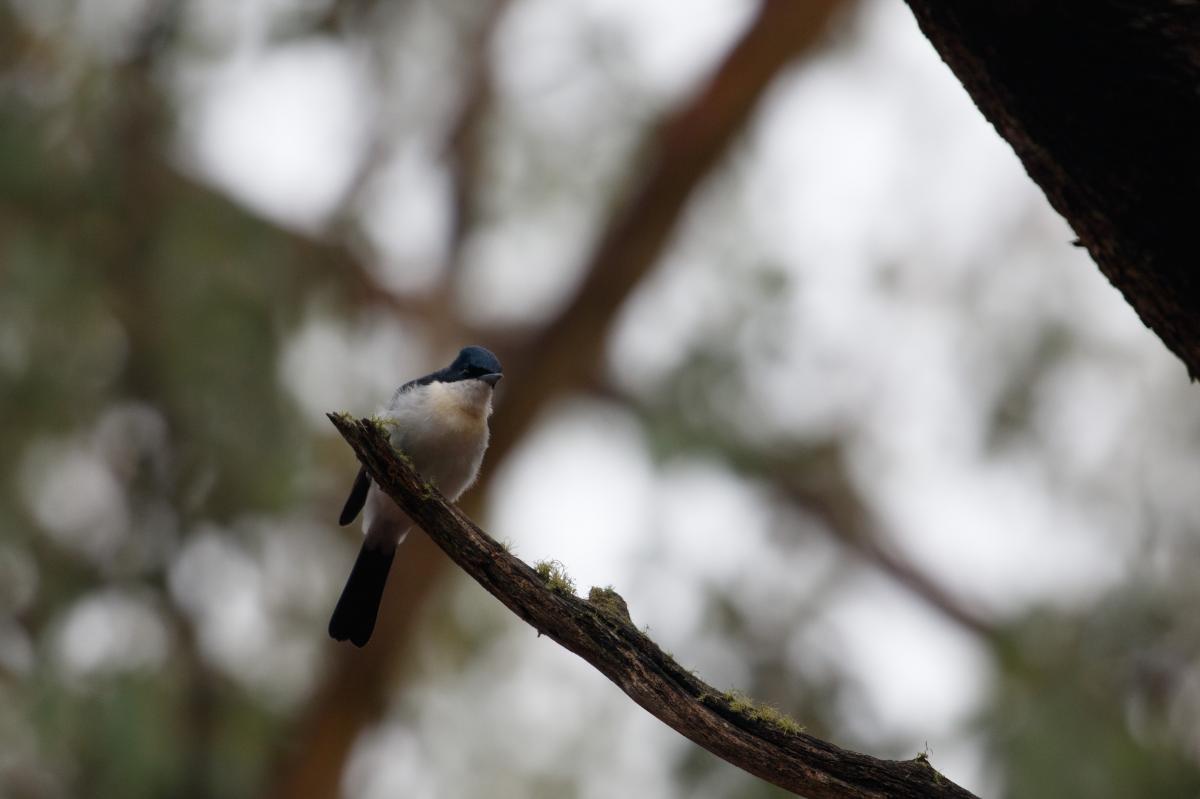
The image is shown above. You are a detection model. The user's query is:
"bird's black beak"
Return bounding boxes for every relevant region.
[480,373,503,387]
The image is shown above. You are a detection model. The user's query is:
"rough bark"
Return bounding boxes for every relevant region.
[901,1,1200,377]
[328,414,979,799]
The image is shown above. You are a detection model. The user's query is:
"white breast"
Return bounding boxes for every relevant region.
[362,379,494,545]
[386,380,493,500]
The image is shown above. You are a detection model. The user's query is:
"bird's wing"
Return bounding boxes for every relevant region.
[339,466,371,526]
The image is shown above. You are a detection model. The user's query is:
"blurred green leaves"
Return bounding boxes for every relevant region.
[987,599,1200,799]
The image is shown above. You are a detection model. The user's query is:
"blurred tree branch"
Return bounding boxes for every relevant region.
[328,414,979,799]
[731,439,996,639]
[489,0,847,468]
[902,1,1200,379]
[598,382,997,638]
[442,0,512,278]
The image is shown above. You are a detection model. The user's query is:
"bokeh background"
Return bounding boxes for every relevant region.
[5,1,1200,797]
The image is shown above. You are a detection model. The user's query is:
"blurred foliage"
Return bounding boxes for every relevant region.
[986,565,1200,798]
[0,2,332,796]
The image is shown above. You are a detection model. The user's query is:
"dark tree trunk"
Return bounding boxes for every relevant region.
[903,1,1200,376]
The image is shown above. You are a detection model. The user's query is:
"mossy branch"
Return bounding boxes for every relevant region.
[328,413,979,799]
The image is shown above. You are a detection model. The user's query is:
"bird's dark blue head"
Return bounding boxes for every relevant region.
[442,345,502,386]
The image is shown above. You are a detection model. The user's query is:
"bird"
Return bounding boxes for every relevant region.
[329,345,502,647]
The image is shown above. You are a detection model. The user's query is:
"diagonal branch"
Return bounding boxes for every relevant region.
[328,413,978,799]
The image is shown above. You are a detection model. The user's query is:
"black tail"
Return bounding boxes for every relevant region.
[328,543,396,647]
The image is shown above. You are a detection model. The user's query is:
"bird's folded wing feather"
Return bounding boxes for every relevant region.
[339,466,371,526]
